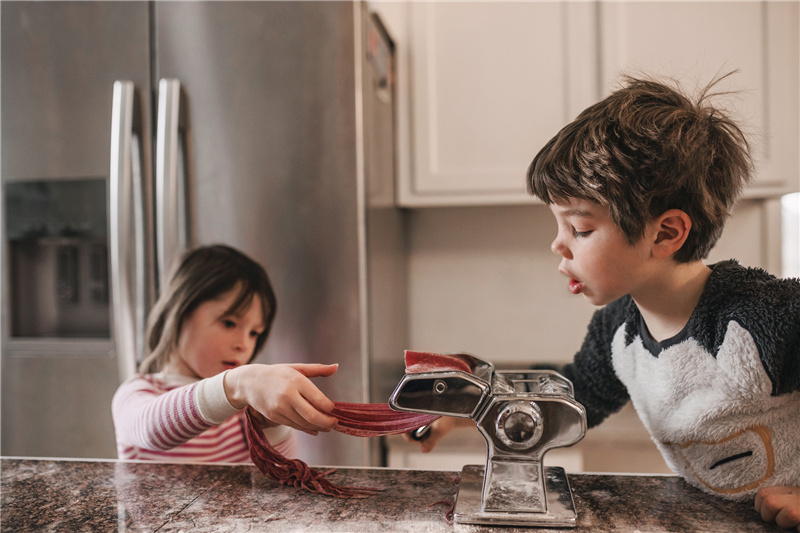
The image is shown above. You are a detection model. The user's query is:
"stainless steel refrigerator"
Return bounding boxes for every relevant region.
[1,1,407,467]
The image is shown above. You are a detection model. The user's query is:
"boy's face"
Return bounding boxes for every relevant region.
[548,197,655,306]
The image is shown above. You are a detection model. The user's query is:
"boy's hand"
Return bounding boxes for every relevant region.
[755,486,800,531]
[402,416,469,453]
[225,363,338,435]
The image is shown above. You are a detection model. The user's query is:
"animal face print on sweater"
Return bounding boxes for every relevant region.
[611,320,800,500]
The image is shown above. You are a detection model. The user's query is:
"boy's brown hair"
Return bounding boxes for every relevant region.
[527,73,753,263]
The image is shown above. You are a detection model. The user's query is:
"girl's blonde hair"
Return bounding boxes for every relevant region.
[138,244,277,374]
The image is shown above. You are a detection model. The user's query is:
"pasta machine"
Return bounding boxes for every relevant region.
[389,352,587,527]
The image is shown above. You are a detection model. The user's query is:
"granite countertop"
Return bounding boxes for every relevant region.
[1,457,782,532]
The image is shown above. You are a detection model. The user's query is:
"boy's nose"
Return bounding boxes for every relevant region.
[551,237,572,259]
[551,238,565,256]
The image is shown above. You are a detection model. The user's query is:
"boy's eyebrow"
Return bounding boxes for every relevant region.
[562,208,595,218]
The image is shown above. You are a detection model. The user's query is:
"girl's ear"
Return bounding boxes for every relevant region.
[652,209,692,258]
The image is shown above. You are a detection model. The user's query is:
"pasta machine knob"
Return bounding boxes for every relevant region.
[495,401,543,450]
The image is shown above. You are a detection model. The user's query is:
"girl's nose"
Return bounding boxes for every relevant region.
[235,332,250,351]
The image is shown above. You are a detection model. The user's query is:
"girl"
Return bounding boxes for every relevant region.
[112,244,338,463]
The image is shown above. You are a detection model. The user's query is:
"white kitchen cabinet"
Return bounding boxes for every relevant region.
[393,1,799,207]
[600,1,799,198]
[397,1,599,206]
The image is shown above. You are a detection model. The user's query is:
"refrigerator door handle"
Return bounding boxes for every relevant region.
[110,80,146,382]
[155,78,187,288]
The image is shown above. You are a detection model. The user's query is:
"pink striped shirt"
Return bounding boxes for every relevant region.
[112,372,296,463]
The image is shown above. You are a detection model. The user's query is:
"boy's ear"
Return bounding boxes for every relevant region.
[652,209,692,257]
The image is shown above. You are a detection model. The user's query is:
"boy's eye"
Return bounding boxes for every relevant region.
[222,319,236,328]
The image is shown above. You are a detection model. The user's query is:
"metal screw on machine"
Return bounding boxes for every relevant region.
[409,379,449,441]
[389,354,587,528]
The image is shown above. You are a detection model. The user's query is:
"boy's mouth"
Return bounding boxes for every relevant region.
[568,279,584,294]
[222,361,239,369]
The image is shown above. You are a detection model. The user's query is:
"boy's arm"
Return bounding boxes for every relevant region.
[707,264,800,396]
[768,298,800,396]
[562,299,631,428]
[742,277,800,396]
[402,300,633,451]
[401,416,473,453]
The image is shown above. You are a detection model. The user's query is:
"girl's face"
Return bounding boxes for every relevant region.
[165,284,266,379]
[549,197,655,306]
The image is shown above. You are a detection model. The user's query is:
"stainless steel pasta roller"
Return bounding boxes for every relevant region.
[389,352,587,527]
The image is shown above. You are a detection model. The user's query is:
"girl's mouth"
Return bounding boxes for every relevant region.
[222,361,239,369]
[568,279,584,295]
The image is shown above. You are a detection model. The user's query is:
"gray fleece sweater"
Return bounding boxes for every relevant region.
[562,260,800,501]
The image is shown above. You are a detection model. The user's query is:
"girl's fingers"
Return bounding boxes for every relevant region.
[289,363,339,378]
[293,391,337,429]
[267,409,320,436]
[244,363,338,433]
[264,391,335,434]
[295,377,336,414]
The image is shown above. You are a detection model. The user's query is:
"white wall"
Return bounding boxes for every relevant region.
[406,204,591,366]
[406,200,778,367]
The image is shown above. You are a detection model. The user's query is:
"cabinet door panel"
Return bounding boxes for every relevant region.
[403,2,597,205]
[600,1,799,196]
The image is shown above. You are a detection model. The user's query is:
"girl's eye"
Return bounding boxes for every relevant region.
[250,330,262,338]
[573,228,592,238]
[222,319,236,328]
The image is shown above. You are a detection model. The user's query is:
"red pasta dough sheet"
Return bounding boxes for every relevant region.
[404,350,472,374]
[247,404,439,497]
[246,408,381,498]
[331,402,439,437]
[247,349,473,498]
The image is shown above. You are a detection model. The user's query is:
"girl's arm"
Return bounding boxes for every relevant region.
[224,363,338,435]
[113,363,338,451]
[112,376,219,451]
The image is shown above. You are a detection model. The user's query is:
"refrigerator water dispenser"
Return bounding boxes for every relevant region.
[4,178,109,338]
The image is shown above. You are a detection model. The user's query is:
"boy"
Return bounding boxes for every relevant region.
[411,74,800,529]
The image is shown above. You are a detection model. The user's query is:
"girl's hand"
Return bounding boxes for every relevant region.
[755,486,800,531]
[245,408,274,428]
[401,416,470,453]
[224,363,338,435]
